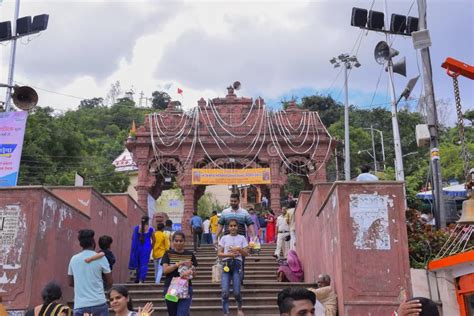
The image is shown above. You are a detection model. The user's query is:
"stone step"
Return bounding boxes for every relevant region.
[142,267,279,274]
[132,296,277,307]
[148,260,278,265]
[143,271,278,276]
[127,288,285,299]
[118,305,279,316]
[117,281,312,291]
[140,275,277,282]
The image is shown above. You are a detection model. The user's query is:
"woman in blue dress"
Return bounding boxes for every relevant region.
[129,215,154,283]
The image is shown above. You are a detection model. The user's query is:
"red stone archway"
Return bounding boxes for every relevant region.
[126,85,334,234]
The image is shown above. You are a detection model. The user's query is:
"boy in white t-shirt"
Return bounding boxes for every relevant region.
[218,219,249,316]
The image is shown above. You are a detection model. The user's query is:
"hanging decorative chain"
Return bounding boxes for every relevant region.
[452,76,469,181]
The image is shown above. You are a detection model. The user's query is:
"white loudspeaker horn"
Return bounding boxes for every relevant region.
[387,57,407,77]
[374,41,399,64]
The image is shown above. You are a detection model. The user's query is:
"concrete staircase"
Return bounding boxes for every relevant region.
[118,243,314,315]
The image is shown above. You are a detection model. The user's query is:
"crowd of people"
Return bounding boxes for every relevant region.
[19,191,439,316]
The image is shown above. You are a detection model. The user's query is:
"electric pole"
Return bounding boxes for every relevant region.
[415,0,445,228]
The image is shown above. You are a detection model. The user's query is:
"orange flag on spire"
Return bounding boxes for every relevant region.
[130,120,137,137]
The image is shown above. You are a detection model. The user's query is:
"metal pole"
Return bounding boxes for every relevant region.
[5,0,20,112]
[387,61,405,181]
[335,148,339,181]
[382,2,405,181]
[343,63,351,181]
[378,130,386,170]
[370,125,377,172]
[417,0,445,228]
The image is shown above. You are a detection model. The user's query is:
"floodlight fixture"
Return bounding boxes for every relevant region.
[406,16,419,35]
[16,16,32,36]
[351,7,368,27]
[399,75,420,101]
[390,14,406,34]
[334,63,341,68]
[368,10,384,30]
[330,57,337,64]
[354,61,361,68]
[0,21,12,42]
[31,14,49,33]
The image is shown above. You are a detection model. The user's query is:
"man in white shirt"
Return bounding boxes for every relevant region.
[203,216,212,244]
[356,165,379,181]
[274,207,290,259]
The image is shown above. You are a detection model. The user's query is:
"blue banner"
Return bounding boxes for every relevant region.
[0,111,28,186]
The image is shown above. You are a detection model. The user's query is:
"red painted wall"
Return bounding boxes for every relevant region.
[0,187,144,310]
[0,187,88,309]
[296,182,412,315]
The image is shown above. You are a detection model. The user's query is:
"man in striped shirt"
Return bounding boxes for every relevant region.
[215,193,256,284]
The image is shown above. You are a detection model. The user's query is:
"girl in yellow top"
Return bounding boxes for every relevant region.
[152,223,170,284]
[210,211,219,243]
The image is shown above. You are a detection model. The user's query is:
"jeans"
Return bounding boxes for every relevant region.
[203,233,212,244]
[163,285,193,316]
[221,260,242,314]
[260,227,266,244]
[154,258,163,284]
[193,231,202,251]
[73,303,108,316]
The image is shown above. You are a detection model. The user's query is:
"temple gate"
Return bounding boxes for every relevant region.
[126,85,334,233]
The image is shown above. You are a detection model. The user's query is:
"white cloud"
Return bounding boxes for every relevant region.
[0,0,471,113]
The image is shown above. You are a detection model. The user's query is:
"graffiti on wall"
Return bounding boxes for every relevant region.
[0,204,26,290]
[41,196,73,239]
[349,194,393,250]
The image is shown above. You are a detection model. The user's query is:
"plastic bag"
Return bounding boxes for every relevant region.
[249,236,261,255]
[165,277,189,302]
[212,261,222,283]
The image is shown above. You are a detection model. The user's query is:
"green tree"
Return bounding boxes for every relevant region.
[151,91,171,110]
[79,97,104,109]
[300,94,343,127]
[465,109,474,126]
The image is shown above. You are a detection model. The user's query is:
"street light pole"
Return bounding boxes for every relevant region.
[330,54,361,181]
[370,125,377,172]
[4,0,21,112]
[343,63,350,180]
[387,60,405,181]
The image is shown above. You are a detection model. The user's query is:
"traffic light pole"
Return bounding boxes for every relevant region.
[416,0,445,228]
[4,0,20,112]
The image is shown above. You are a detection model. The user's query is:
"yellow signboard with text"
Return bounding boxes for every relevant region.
[191,168,271,185]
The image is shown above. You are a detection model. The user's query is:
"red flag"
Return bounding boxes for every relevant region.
[177,88,183,95]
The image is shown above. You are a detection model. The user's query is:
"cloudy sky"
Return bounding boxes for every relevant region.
[1,0,472,124]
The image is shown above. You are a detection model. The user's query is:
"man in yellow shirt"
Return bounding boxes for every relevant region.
[210,210,219,243]
[152,223,170,284]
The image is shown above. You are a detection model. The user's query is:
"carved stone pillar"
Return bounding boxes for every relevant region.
[316,160,327,181]
[270,184,281,214]
[135,160,150,211]
[308,159,327,184]
[256,186,262,206]
[182,185,195,237]
[242,187,248,208]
